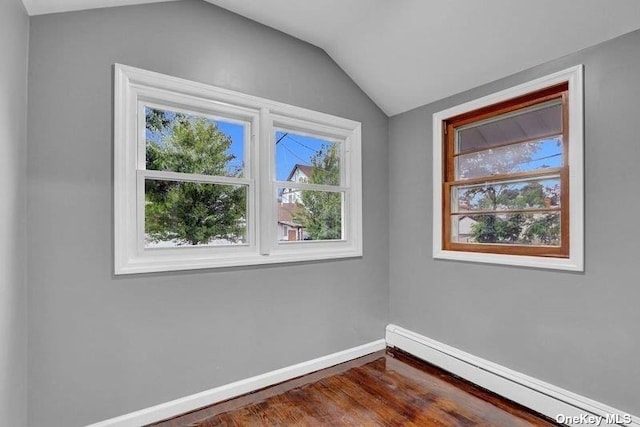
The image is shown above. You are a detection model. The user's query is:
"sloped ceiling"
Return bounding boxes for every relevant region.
[22,0,640,115]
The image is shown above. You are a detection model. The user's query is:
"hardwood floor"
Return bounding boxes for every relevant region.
[149,348,560,426]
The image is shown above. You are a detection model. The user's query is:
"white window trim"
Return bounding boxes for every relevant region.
[432,65,584,271]
[114,64,362,274]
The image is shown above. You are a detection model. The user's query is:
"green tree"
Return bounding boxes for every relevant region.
[294,144,342,240]
[524,213,561,245]
[145,109,246,246]
[468,181,560,245]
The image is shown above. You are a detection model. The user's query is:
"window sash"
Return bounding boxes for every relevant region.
[138,101,253,179]
[442,86,570,258]
[449,210,563,249]
[136,171,255,254]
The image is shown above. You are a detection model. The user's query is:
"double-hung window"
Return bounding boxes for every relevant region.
[433,66,584,271]
[114,65,362,274]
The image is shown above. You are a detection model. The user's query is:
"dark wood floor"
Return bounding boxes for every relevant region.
[149,348,560,426]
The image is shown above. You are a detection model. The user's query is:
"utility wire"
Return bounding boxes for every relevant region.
[285,134,321,152]
[280,141,308,163]
[521,152,562,165]
[275,132,289,145]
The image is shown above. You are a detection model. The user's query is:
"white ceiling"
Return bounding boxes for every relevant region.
[23,0,640,116]
[21,0,174,16]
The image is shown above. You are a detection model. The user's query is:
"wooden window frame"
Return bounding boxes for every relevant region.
[432,66,584,271]
[444,83,569,257]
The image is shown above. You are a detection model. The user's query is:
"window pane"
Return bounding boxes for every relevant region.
[275,130,341,186]
[145,107,245,177]
[451,212,561,246]
[456,137,562,180]
[277,187,343,241]
[452,177,561,213]
[145,179,247,248]
[456,101,562,154]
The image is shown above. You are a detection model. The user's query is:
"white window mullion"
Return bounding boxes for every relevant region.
[259,107,273,255]
[247,115,259,255]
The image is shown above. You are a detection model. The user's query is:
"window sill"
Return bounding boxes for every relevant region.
[115,246,363,275]
[433,249,583,272]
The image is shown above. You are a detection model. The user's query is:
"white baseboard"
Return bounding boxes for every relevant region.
[386,324,639,427]
[87,339,386,427]
[88,327,639,427]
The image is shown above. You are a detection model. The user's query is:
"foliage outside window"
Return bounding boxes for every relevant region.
[114,65,362,274]
[432,66,584,271]
[295,145,342,241]
[144,108,248,248]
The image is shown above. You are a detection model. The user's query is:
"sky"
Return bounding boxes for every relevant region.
[216,120,245,174]
[145,107,334,181]
[274,131,335,181]
[218,124,336,180]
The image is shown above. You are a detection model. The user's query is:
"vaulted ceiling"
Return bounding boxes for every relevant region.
[22,0,640,115]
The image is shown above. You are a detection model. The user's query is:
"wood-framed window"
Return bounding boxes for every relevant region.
[433,66,584,271]
[114,64,362,274]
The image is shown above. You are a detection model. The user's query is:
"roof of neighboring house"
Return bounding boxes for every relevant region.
[286,164,314,182]
[458,215,478,236]
[458,216,478,223]
[278,203,304,227]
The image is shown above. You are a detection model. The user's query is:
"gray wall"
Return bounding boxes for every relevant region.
[389,29,640,415]
[0,0,29,425]
[27,1,388,425]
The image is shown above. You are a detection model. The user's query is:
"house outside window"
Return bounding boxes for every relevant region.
[432,66,584,271]
[278,164,312,241]
[114,65,362,274]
